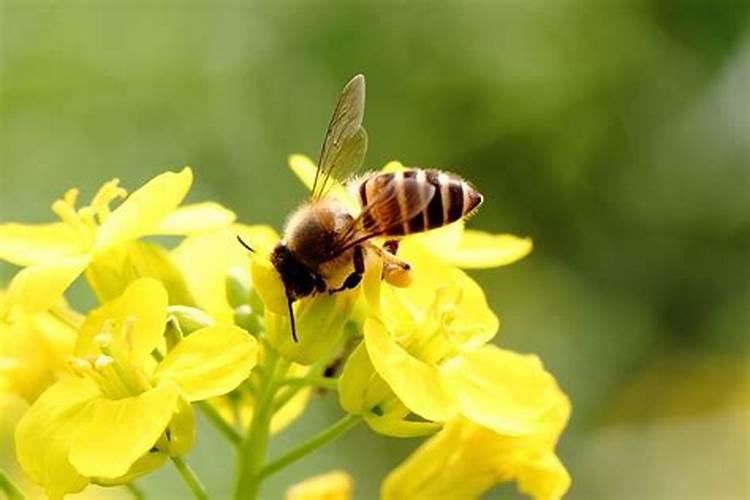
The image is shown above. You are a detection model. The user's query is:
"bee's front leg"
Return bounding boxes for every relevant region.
[314,273,327,295]
[328,245,365,294]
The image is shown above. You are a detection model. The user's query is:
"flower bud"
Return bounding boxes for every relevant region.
[225,266,251,309]
[167,305,214,335]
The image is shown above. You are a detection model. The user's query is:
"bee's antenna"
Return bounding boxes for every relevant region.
[287,297,298,343]
[236,235,255,253]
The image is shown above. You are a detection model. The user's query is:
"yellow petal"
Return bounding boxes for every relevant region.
[92,450,167,486]
[86,240,195,305]
[0,222,86,266]
[76,278,168,360]
[516,451,571,500]
[68,383,179,479]
[154,202,236,235]
[5,255,90,318]
[448,230,533,268]
[383,416,571,500]
[93,168,193,253]
[163,395,195,456]
[364,319,457,422]
[288,154,358,212]
[388,244,499,348]
[363,413,442,438]
[173,224,278,322]
[15,378,100,499]
[403,220,464,256]
[286,470,353,500]
[251,253,288,316]
[338,341,375,414]
[381,418,475,500]
[1,313,77,403]
[154,325,257,401]
[443,346,569,436]
[380,160,406,173]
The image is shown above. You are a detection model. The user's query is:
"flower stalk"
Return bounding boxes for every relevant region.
[0,470,24,500]
[259,413,360,480]
[171,456,207,500]
[234,347,287,500]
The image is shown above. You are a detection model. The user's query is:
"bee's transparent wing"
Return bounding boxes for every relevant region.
[311,74,368,200]
[332,177,436,256]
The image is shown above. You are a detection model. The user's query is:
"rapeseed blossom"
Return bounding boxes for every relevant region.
[14,279,257,499]
[0,160,570,500]
[0,168,234,309]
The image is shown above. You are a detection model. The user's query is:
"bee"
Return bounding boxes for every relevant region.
[240,74,483,342]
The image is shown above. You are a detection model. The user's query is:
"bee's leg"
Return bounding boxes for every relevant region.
[366,242,410,271]
[365,241,413,287]
[314,273,327,294]
[329,245,365,294]
[383,240,399,255]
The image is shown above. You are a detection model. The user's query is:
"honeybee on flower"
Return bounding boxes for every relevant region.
[241,75,487,344]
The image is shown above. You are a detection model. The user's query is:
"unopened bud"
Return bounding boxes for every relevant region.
[226,267,252,309]
[167,305,214,334]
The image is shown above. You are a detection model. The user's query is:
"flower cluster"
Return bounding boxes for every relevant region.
[0,158,570,500]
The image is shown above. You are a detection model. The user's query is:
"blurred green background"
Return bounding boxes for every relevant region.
[1,1,749,499]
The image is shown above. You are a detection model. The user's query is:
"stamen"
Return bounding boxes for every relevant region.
[63,188,79,207]
[122,316,137,352]
[68,356,92,373]
[94,355,114,370]
[94,331,113,348]
[78,206,97,229]
[91,179,127,224]
[51,199,82,227]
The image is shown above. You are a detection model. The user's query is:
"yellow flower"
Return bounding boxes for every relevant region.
[286,470,354,500]
[0,272,80,403]
[0,168,235,311]
[381,352,571,500]
[172,224,316,433]
[14,279,258,499]
[339,243,513,436]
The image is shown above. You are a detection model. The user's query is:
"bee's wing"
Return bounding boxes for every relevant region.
[332,177,436,256]
[311,74,368,200]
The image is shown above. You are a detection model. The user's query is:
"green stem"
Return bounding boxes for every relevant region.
[125,482,145,500]
[272,344,340,413]
[171,456,207,500]
[0,470,24,500]
[197,400,242,447]
[259,413,360,480]
[234,347,287,500]
[279,375,339,391]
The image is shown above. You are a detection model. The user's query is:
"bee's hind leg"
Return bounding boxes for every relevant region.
[328,245,365,294]
[366,241,413,288]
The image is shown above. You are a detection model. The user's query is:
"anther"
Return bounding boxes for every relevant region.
[94,331,113,348]
[94,355,114,370]
[68,356,92,371]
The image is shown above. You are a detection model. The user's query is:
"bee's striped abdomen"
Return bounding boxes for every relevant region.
[358,169,483,237]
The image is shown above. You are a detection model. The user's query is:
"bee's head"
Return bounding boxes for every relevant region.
[270,242,320,343]
[270,242,317,301]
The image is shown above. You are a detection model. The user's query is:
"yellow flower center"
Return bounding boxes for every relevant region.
[51,180,127,249]
[68,317,151,399]
[402,286,460,365]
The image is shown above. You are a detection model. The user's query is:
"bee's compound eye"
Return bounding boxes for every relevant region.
[383,264,413,288]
